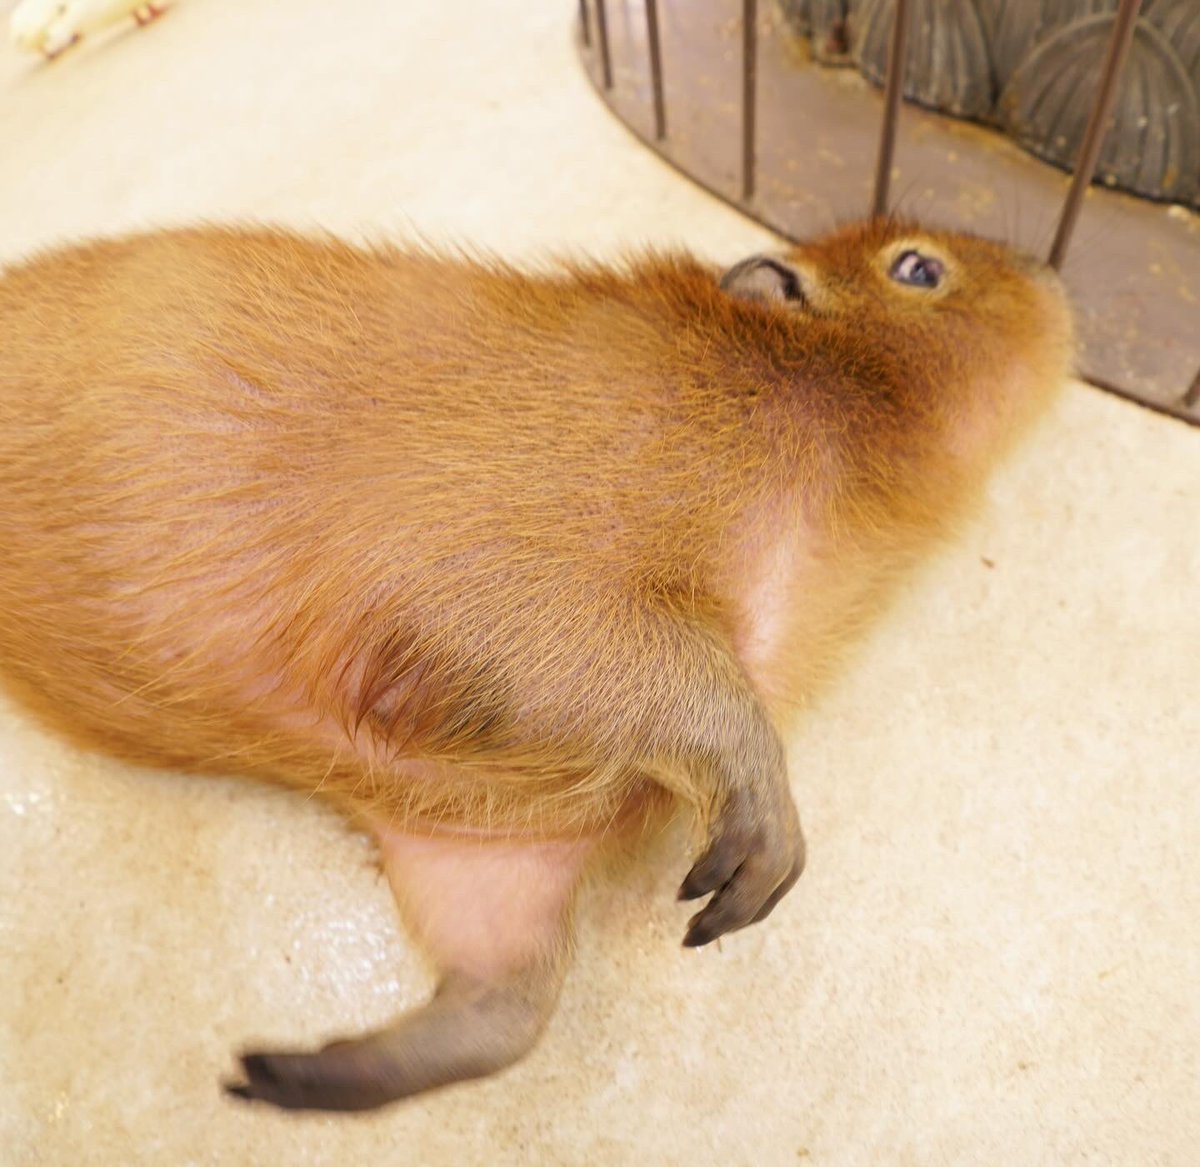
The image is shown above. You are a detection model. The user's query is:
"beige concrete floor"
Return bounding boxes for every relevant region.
[0,1,1197,1164]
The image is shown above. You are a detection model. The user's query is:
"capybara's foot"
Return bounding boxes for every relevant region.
[225,974,555,1112]
[679,783,805,947]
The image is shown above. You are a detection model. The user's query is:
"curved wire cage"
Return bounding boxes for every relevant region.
[577,0,1200,423]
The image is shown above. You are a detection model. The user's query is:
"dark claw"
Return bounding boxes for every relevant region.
[225,1053,299,1109]
[679,800,805,946]
[678,824,756,901]
[682,916,720,948]
[681,881,754,947]
[224,1047,412,1113]
[677,856,741,902]
[223,1051,356,1112]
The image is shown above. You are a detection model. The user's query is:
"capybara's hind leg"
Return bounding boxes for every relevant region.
[225,829,591,1112]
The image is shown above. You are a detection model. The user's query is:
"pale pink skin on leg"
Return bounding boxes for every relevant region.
[377,828,594,983]
[225,826,594,1111]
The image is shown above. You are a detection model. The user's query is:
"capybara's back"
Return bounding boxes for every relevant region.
[0,229,757,831]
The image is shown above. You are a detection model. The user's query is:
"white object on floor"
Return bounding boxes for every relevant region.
[10,0,170,58]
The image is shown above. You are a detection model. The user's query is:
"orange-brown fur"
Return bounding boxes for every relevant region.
[0,219,1071,838]
[0,218,1074,1111]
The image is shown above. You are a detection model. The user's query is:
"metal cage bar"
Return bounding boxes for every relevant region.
[576,0,1199,420]
[1048,0,1144,270]
[740,0,757,202]
[870,0,913,219]
[594,0,612,89]
[646,0,666,140]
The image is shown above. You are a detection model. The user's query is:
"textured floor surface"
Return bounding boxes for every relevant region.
[0,2,1197,1164]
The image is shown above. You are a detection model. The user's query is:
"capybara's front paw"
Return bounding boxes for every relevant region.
[678,785,805,947]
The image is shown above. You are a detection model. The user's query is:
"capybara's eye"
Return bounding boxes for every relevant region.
[889,250,944,289]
